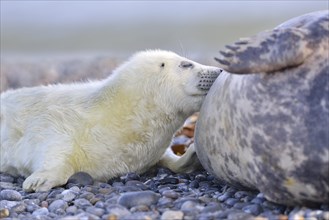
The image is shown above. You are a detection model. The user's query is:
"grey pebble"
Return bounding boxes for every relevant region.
[0,182,15,190]
[225,198,240,206]
[65,206,78,215]
[61,189,77,202]
[11,203,26,213]
[0,174,15,183]
[67,172,94,187]
[106,204,131,217]
[118,191,160,208]
[181,200,197,211]
[32,207,49,216]
[243,204,264,216]
[0,189,22,201]
[201,203,222,213]
[157,197,173,208]
[227,210,254,220]
[85,206,105,216]
[73,198,92,209]
[0,200,20,209]
[161,210,184,220]
[162,189,180,199]
[48,199,68,213]
[217,191,234,202]
[125,180,148,190]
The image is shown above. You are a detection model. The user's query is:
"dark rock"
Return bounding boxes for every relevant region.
[0,189,22,201]
[243,204,263,216]
[118,191,160,208]
[67,172,94,187]
[73,198,92,209]
[48,200,68,213]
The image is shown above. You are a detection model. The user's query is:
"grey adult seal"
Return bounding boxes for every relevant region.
[195,10,329,206]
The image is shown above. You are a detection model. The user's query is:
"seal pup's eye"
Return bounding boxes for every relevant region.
[160,63,165,68]
[180,61,194,68]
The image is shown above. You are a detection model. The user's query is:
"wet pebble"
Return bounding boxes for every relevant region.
[32,207,49,216]
[243,204,264,216]
[162,189,180,199]
[48,199,68,213]
[118,191,160,208]
[0,189,22,201]
[67,172,94,187]
[0,167,327,220]
[161,210,184,220]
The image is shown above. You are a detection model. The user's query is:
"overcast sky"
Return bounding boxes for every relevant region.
[1,1,328,55]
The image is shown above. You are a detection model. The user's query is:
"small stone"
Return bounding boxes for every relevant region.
[161,210,184,220]
[0,182,15,190]
[251,197,266,204]
[95,201,105,209]
[195,174,207,182]
[121,172,140,182]
[202,203,222,213]
[0,200,21,209]
[106,204,131,218]
[74,198,92,209]
[227,210,254,220]
[86,206,105,217]
[61,189,77,202]
[125,180,148,190]
[66,206,78,215]
[130,204,149,212]
[234,191,255,199]
[32,207,49,216]
[233,202,249,209]
[118,191,160,208]
[67,172,94,187]
[47,188,64,199]
[0,189,22,201]
[224,198,239,206]
[162,189,180,199]
[69,186,81,193]
[11,203,26,213]
[0,208,9,218]
[40,201,48,208]
[217,191,234,202]
[243,204,264,216]
[159,177,179,185]
[189,180,199,188]
[157,197,173,208]
[48,199,68,213]
[181,200,199,212]
[0,174,15,183]
[157,167,174,176]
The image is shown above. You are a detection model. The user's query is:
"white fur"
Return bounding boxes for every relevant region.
[0,50,221,192]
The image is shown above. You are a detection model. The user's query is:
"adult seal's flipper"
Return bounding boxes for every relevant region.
[215,27,313,74]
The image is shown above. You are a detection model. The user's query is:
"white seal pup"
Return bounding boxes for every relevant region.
[0,50,222,192]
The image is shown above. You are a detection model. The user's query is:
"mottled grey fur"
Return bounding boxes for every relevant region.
[196,10,329,206]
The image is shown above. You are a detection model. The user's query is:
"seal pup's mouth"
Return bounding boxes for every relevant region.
[197,69,222,92]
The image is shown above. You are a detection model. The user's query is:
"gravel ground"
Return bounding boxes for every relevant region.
[1,167,328,220]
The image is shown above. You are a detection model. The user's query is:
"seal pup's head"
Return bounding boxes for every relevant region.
[113,50,222,115]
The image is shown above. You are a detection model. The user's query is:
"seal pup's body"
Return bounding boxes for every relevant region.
[0,50,221,192]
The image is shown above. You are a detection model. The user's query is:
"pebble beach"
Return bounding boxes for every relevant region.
[1,167,328,220]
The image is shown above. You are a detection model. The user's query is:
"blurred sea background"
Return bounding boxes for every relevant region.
[0,1,328,90]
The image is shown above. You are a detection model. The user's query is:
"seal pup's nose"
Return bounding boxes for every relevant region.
[197,68,222,91]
